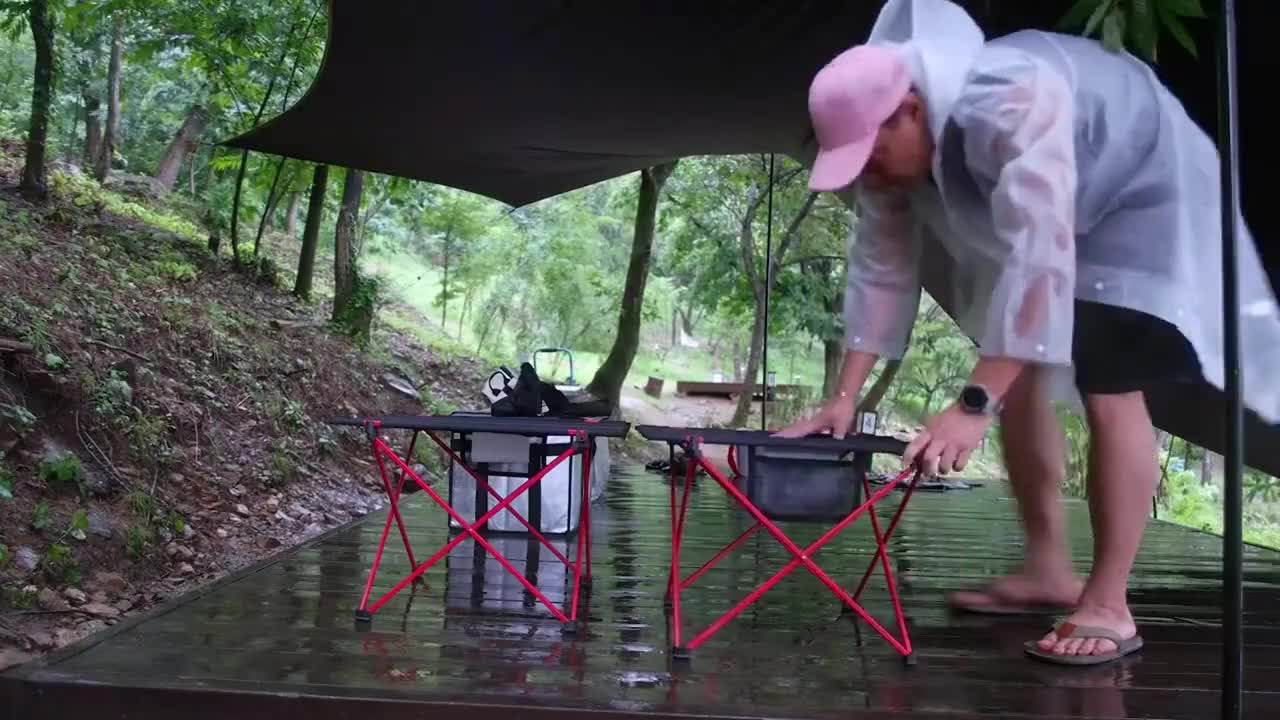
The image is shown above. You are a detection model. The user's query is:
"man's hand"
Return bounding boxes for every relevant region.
[902,402,993,476]
[774,399,857,440]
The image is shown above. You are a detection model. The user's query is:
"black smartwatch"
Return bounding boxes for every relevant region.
[959,384,998,415]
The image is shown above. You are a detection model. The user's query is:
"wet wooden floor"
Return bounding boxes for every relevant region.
[5,464,1280,719]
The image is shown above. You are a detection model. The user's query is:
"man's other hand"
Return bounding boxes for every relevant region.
[902,402,993,475]
[774,401,856,440]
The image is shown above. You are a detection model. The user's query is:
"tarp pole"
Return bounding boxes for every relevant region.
[1216,1,1244,719]
[762,154,776,431]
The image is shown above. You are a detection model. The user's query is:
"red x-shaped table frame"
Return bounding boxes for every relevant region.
[661,434,922,665]
[347,418,607,636]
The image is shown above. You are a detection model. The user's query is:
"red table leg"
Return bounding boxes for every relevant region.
[666,438,921,664]
[354,425,596,636]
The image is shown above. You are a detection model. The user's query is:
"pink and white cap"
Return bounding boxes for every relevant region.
[807,44,912,192]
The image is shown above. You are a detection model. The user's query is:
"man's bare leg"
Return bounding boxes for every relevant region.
[950,367,1083,610]
[1035,391,1155,656]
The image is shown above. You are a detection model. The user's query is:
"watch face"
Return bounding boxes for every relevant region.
[961,386,987,411]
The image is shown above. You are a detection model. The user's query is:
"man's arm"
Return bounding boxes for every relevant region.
[843,189,923,364]
[831,349,882,409]
[965,356,1027,404]
[775,192,918,438]
[952,54,1079,403]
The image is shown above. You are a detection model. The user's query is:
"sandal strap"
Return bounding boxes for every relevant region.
[1053,621,1125,645]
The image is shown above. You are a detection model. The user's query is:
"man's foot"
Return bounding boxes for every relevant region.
[1034,604,1137,659]
[949,573,1083,615]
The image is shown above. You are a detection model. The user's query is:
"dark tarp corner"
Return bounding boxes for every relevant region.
[225,1,1280,474]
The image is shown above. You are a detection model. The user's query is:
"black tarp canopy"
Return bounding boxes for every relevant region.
[227,1,1279,475]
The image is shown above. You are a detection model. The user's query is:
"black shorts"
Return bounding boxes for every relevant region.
[1071,300,1204,395]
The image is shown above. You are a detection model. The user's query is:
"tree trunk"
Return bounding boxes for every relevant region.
[440,226,453,331]
[491,313,507,354]
[228,7,309,267]
[293,164,329,300]
[1200,450,1219,487]
[730,312,767,427]
[332,169,364,322]
[475,304,500,354]
[63,100,80,164]
[729,185,818,427]
[285,192,301,237]
[857,359,902,413]
[94,16,124,183]
[19,0,54,202]
[1157,433,1176,505]
[681,307,696,337]
[821,281,845,398]
[154,104,207,191]
[585,161,677,405]
[253,158,290,256]
[822,339,843,398]
[82,93,102,168]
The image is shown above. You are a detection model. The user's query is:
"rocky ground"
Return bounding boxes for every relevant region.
[0,143,493,669]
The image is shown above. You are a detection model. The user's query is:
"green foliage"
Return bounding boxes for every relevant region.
[39,542,80,585]
[1,403,37,433]
[39,450,83,493]
[49,171,205,241]
[898,299,977,419]
[125,524,151,558]
[123,487,181,558]
[151,254,199,283]
[266,394,305,432]
[128,412,173,470]
[1058,0,1205,61]
[331,270,380,346]
[31,499,50,530]
[3,585,37,609]
[0,453,13,500]
[268,449,295,488]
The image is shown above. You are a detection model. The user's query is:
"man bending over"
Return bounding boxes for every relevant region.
[780,0,1280,665]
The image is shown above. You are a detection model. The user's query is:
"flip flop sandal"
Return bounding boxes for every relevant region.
[1023,621,1144,666]
[948,590,1075,616]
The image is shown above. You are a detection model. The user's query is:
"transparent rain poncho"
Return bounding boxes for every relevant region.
[838,0,1280,422]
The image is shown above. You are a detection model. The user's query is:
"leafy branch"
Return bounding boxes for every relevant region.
[1058,0,1206,61]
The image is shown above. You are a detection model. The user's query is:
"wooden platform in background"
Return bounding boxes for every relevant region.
[675,381,810,400]
[4,466,1279,719]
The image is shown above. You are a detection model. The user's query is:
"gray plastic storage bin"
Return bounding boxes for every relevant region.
[445,411,609,536]
[734,445,867,522]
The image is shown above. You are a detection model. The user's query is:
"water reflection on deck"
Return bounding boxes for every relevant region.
[6,463,1280,719]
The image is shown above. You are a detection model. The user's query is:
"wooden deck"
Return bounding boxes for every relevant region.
[4,463,1280,720]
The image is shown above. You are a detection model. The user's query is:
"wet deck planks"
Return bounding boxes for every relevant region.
[5,465,1280,720]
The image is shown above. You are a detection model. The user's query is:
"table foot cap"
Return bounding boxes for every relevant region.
[353,609,373,630]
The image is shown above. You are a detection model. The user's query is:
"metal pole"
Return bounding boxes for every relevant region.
[1216,2,1243,719]
[761,153,775,431]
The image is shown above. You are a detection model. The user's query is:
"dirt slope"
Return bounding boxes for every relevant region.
[0,144,491,667]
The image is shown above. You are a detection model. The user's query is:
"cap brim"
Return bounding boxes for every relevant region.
[808,136,874,192]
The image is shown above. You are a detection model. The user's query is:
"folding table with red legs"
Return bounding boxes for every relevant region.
[325,414,630,636]
[635,425,923,666]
